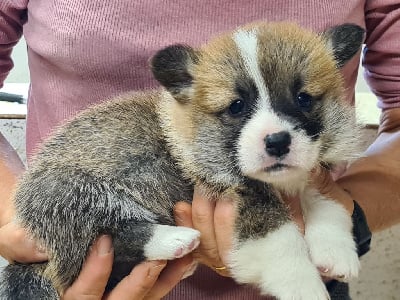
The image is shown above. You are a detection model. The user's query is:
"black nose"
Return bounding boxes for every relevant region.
[265,131,291,157]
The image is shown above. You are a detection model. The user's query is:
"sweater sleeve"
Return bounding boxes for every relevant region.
[363,1,400,110]
[0,0,28,88]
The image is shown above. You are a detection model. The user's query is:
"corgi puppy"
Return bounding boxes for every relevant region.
[0,22,364,300]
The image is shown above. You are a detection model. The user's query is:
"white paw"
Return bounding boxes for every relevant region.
[262,267,330,300]
[229,223,329,300]
[306,231,360,281]
[144,225,200,260]
[301,189,361,281]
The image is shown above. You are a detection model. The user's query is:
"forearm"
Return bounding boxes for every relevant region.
[337,108,400,232]
[0,132,25,226]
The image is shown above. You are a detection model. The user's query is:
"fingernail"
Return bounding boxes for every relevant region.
[35,246,48,259]
[148,260,167,278]
[182,261,198,279]
[36,243,46,253]
[97,235,113,256]
[318,267,330,273]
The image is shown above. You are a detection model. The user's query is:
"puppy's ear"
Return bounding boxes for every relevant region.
[151,44,199,103]
[322,24,365,68]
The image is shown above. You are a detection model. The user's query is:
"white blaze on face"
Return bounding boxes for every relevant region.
[233,29,270,111]
[232,29,320,186]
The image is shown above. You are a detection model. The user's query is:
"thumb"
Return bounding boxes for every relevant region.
[310,166,337,196]
[62,235,114,299]
[310,167,354,214]
[0,222,48,263]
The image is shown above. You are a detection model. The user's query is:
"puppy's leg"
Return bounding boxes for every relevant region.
[301,188,360,281]
[227,183,329,300]
[43,221,200,294]
[0,263,58,300]
[143,224,200,260]
[106,221,200,290]
[112,221,200,262]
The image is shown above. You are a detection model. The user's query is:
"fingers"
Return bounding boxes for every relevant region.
[0,222,48,263]
[104,260,167,300]
[105,256,193,300]
[143,255,193,300]
[310,167,354,214]
[213,196,235,268]
[175,187,237,277]
[310,166,339,196]
[191,187,226,272]
[174,201,193,228]
[64,235,190,300]
[62,235,114,300]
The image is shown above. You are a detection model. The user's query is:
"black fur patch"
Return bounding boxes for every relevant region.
[266,75,324,140]
[151,44,198,99]
[324,24,365,68]
[0,264,58,300]
[236,77,259,107]
[105,221,153,291]
[235,179,290,241]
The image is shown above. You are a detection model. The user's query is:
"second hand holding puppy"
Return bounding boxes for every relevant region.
[174,184,306,278]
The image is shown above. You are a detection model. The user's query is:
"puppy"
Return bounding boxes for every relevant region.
[0,22,364,299]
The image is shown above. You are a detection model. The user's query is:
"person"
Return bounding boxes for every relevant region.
[0,0,399,299]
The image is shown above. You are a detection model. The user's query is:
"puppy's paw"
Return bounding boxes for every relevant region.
[302,191,361,281]
[306,232,360,281]
[257,249,330,300]
[263,270,330,300]
[144,225,200,260]
[229,222,329,300]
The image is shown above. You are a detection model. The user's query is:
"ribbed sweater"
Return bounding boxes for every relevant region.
[1,1,400,299]
[1,0,400,159]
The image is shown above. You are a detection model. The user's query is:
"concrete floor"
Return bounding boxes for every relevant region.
[350,224,400,300]
[0,120,399,299]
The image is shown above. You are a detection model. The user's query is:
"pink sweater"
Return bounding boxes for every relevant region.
[1,1,400,160]
[1,1,399,299]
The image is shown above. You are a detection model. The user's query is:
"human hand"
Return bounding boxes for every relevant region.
[0,221,48,263]
[63,235,194,300]
[174,185,306,277]
[309,166,354,214]
[174,186,234,277]
[282,164,355,236]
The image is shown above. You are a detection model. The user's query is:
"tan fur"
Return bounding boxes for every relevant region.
[1,22,364,300]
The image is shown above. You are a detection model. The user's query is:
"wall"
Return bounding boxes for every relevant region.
[5,38,30,83]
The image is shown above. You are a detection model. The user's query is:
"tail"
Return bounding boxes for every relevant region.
[0,263,58,300]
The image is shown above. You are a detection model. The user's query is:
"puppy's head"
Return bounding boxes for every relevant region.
[151,22,364,190]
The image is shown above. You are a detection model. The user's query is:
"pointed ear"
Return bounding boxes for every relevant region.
[322,24,365,68]
[151,44,199,103]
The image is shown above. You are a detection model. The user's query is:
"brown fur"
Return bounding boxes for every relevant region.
[0,22,364,300]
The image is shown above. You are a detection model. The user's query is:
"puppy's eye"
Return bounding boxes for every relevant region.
[297,92,313,112]
[228,99,246,117]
